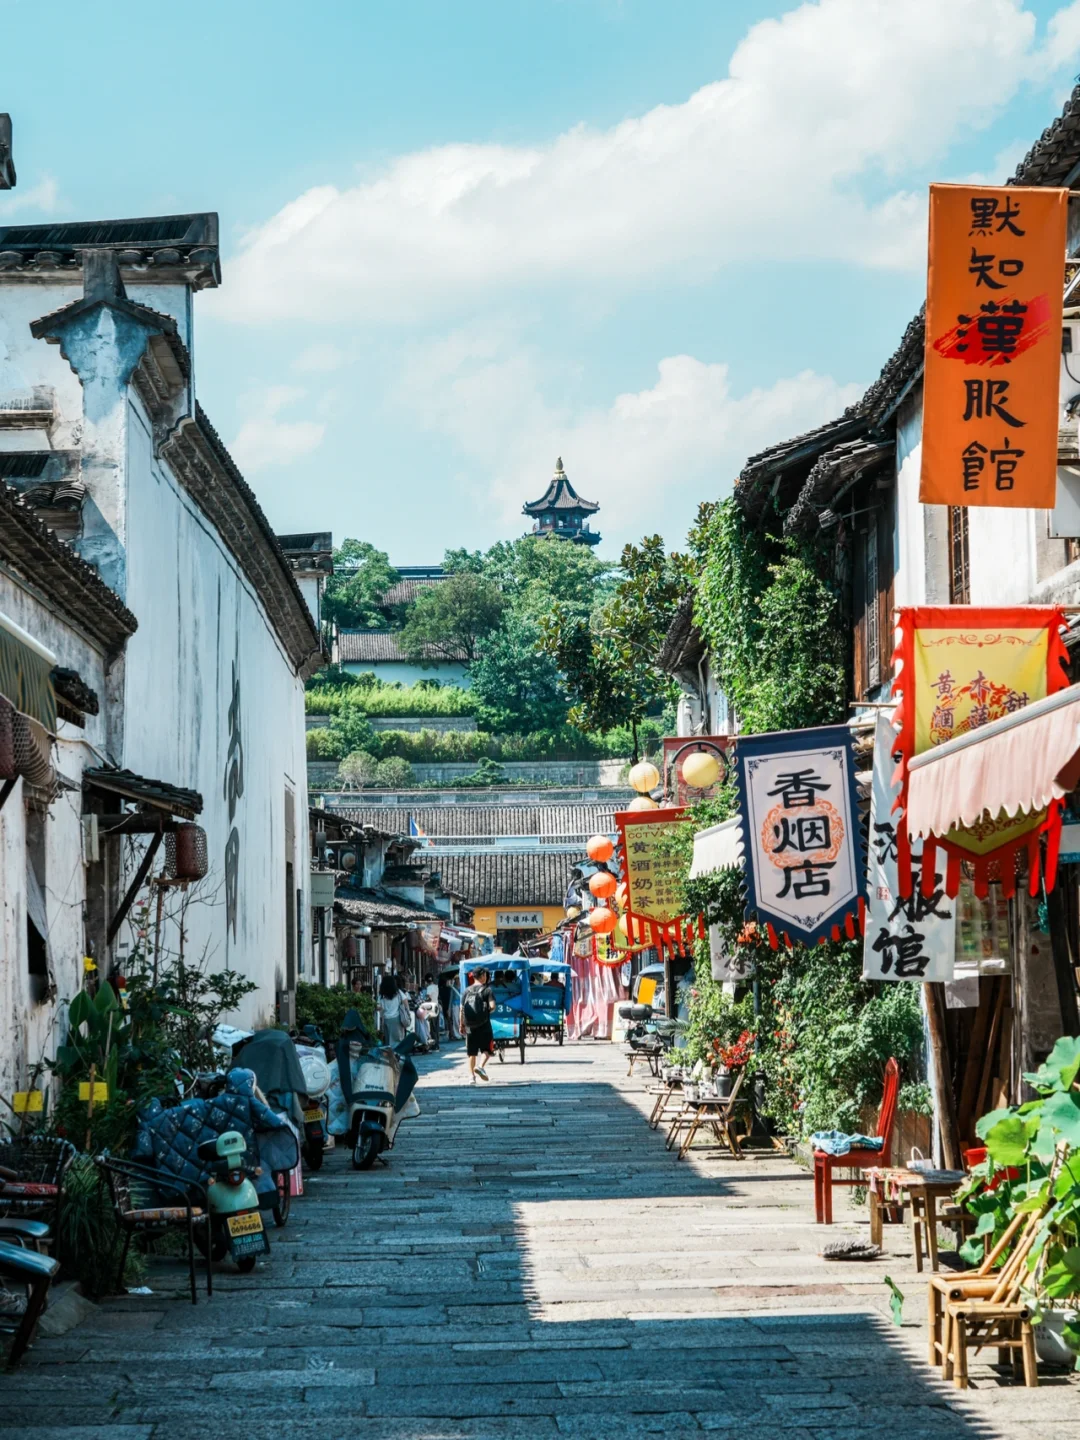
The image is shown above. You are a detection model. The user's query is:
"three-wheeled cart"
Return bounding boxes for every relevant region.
[525,960,573,1046]
[458,955,531,1065]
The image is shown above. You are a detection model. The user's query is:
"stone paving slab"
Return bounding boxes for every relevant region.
[1,1040,1075,1438]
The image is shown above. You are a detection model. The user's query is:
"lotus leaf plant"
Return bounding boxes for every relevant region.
[960,1034,1080,1358]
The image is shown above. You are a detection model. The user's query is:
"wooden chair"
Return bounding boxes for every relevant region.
[96,1156,211,1306]
[0,1237,59,1369]
[933,1199,1051,1388]
[928,1211,1025,1369]
[813,1058,899,1224]
[666,1068,747,1160]
[647,1077,683,1131]
[0,1137,75,1233]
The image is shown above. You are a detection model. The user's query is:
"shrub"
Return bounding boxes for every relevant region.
[56,1154,145,1297]
[306,683,476,718]
[375,756,415,787]
[296,982,375,1038]
[338,750,380,787]
[307,727,347,760]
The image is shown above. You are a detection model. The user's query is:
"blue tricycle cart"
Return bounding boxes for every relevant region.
[525,960,573,1046]
[458,956,531,1065]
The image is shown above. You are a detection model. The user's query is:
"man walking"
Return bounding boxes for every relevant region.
[462,966,495,1084]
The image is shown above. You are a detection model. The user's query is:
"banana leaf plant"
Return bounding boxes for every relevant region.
[52,982,128,1098]
[959,1034,1080,1357]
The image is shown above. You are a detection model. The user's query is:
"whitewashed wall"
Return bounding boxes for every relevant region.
[116,394,309,1026]
[0,270,310,1041]
[0,580,109,1099]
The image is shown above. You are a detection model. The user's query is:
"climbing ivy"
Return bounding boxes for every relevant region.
[673,497,923,1138]
[689,497,847,734]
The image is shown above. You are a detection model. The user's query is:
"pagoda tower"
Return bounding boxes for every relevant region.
[522,458,601,546]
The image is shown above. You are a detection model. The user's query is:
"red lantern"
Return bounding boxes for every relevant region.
[588,907,617,935]
[586,833,614,863]
[589,871,617,900]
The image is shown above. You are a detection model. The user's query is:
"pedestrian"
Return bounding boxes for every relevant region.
[424,972,440,1038]
[462,965,496,1084]
[378,973,406,1046]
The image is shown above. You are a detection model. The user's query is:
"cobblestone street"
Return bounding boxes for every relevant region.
[3,1041,1078,1439]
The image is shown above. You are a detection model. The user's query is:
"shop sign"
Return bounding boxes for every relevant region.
[862,715,955,982]
[615,807,701,957]
[921,184,1066,508]
[732,725,864,948]
[496,910,545,929]
[893,605,1068,896]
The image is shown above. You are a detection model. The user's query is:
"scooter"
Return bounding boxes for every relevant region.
[336,1009,420,1170]
[195,1130,269,1273]
[293,1028,331,1172]
[619,1003,686,1060]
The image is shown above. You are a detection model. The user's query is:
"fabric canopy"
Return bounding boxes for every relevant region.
[0,610,56,731]
[906,681,1080,840]
[689,816,742,879]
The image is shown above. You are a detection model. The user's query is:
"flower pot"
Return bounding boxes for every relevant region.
[1034,1305,1079,1367]
[715,1069,733,1099]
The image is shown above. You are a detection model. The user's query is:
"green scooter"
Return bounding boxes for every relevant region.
[195,1130,269,1273]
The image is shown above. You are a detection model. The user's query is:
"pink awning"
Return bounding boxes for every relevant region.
[906,682,1080,840]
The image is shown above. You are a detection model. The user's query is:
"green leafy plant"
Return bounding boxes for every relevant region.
[55,1154,145,1298]
[296,982,375,1038]
[959,1035,1080,1353]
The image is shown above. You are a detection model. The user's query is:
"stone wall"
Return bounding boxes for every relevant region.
[308,758,628,790]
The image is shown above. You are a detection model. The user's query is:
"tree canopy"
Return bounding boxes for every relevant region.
[539,536,690,749]
[399,572,505,664]
[321,540,399,630]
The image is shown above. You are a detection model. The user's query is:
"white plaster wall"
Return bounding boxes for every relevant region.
[967,506,1038,604]
[0,576,109,1099]
[0,281,86,446]
[118,398,310,1028]
[894,394,927,608]
[341,658,471,688]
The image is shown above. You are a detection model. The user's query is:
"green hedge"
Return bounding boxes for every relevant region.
[306,681,476,717]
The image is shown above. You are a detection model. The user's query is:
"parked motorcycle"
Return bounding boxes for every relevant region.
[195,1130,269,1273]
[331,1009,420,1170]
[293,1027,331,1172]
[619,1003,685,1062]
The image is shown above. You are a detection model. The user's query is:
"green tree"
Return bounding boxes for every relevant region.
[469,612,569,734]
[375,756,415,787]
[338,750,380,788]
[446,535,612,620]
[539,536,690,753]
[400,571,504,665]
[321,540,400,630]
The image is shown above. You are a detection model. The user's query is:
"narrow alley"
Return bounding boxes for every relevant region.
[3,1042,1076,1440]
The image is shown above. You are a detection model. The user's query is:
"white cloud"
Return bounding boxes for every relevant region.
[217,0,1080,326]
[229,385,325,474]
[0,175,59,218]
[293,342,349,373]
[396,327,863,549]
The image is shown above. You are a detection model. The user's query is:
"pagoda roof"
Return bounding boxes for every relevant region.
[523,458,599,516]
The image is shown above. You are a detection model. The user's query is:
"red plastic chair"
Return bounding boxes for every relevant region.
[813,1057,899,1224]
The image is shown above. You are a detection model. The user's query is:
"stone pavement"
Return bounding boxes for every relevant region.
[2,1040,1077,1439]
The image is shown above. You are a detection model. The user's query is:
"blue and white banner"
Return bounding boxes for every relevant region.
[733,724,865,947]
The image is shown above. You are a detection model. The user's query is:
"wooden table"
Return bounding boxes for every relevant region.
[863,1166,968,1272]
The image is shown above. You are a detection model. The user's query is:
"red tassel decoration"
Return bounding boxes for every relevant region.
[766,922,779,950]
[921,838,938,898]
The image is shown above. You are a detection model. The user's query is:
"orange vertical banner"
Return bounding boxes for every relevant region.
[920,183,1066,509]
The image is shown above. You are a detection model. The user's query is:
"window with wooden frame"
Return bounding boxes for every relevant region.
[948,505,970,604]
[853,501,895,699]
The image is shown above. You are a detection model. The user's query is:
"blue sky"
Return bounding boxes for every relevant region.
[3,0,1080,563]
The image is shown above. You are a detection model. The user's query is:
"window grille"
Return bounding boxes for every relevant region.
[948,506,970,604]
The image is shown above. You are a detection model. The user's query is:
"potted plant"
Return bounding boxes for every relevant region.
[712,1030,755,1099]
[961,1034,1080,1366]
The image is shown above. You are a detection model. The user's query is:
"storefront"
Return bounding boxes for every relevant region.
[470,905,566,952]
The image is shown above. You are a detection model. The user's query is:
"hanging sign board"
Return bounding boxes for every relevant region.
[615,807,701,956]
[921,183,1066,509]
[862,715,955,982]
[709,924,755,982]
[732,725,865,948]
[893,605,1069,896]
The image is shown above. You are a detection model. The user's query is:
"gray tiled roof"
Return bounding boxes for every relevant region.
[335,803,619,839]
[423,850,574,906]
[337,629,467,663]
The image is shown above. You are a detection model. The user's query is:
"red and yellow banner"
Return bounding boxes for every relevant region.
[892,606,1069,897]
[921,183,1066,509]
[615,807,702,959]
